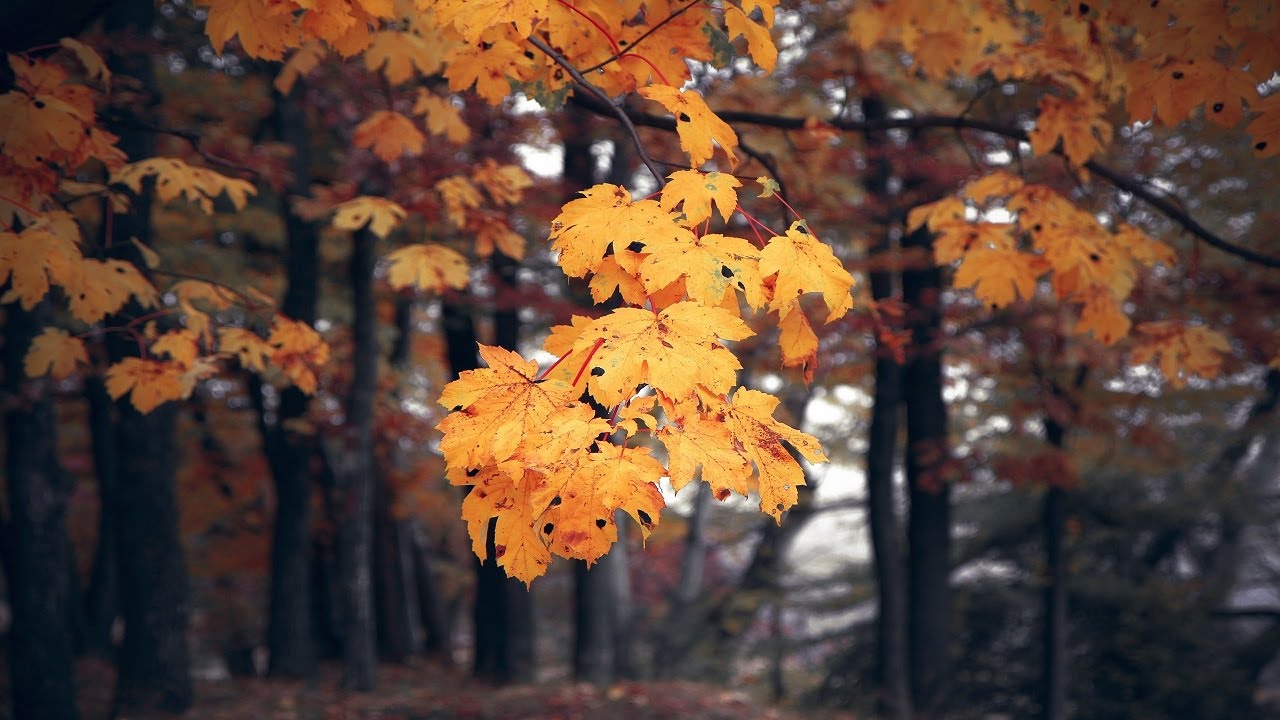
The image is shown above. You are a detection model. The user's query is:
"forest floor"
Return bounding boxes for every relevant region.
[61,658,849,720]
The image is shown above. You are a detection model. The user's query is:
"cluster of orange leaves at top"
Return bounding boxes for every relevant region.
[5,0,1278,582]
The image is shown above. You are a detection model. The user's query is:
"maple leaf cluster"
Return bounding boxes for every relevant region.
[440,169,856,583]
[0,44,333,413]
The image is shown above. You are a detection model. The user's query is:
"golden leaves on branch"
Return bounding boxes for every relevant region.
[352,111,426,162]
[112,158,256,212]
[638,87,740,168]
[1131,322,1232,389]
[24,329,87,380]
[384,244,469,293]
[331,196,406,238]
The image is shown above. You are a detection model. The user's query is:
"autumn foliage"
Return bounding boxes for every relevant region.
[5,0,1280,588]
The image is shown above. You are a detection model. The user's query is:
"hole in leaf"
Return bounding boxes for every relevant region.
[1089,252,1101,262]
[720,265,733,278]
[1078,2,1089,13]
[550,495,562,506]
[33,100,45,109]
[1213,103,1224,113]
[1257,141,1268,151]
[595,518,607,529]
[590,366,605,376]
[466,467,480,477]
[678,113,691,123]
[1172,71,1184,80]
[776,503,785,511]
[637,509,653,525]
[543,523,554,534]
[627,241,646,252]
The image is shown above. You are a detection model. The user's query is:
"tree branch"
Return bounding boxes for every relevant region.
[526,35,666,188]
[568,94,1280,269]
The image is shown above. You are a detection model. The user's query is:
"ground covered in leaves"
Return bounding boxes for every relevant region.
[53,658,840,720]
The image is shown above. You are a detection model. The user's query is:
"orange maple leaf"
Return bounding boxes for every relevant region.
[24,328,87,380]
[384,243,470,293]
[353,110,425,162]
[759,222,854,322]
[549,183,692,278]
[105,357,188,413]
[638,86,739,168]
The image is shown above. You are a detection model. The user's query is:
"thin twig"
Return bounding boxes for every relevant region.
[527,35,666,187]
[106,112,261,179]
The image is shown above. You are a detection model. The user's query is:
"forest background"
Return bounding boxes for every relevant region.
[2,1,1280,719]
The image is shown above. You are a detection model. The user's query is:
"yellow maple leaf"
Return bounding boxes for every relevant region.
[532,445,666,565]
[660,169,741,226]
[430,0,549,43]
[274,41,326,94]
[0,89,90,169]
[445,38,532,105]
[204,0,303,60]
[473,214,526,260]
[638,86,739,168]
[662,388,827,521]
[456,464,552,585]
[759,222,854,322]
[0,215,82,310]
[1074,289,1131,345]
[549,183,693,278]
[724,5,778,72]
[353,110,425,162]
[953,247,1049,309]
[218,327,272,372]
[332,196,406,238]
[105,357,188,413]
[69,258,159,324]
[112,158,256,212]
[364,31,444,84]
[267,316,330,394]
[569,302,753,406]
[24,328,87,380]
[437,344,579,474]
[1029,95,1112,167]
[151,329,202,367]
[777,301,818,382]
[962,171,1024,204]
[435,176,482,227]
[589,254,649,306]
[933,222,1017,265]
[412,90,472,144]
[384,243,470,293]
[471,160,532,206]
[638,232,764,309]
[1131,321,1232,389]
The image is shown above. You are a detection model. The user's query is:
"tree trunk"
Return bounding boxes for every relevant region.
[335,227,379,691]
[654,481,711,675]
[84,376,119,657]
[901,227,952,718]
[1041,484,1067,720]
[263,81,320,679]
[573,559,616,684]
[104,2,193,711]
[2,303,78,720]
[867,268,913,720]
[609,513,636,679]
[374,472,415,662]
[862,94,914,720]
[410,520,453,659]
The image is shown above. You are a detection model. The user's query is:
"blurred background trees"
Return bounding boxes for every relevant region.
[2,2,1279,720]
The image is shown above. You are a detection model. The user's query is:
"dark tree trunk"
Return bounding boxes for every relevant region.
[573,559,616,684]
[263,82,321,679]
[374,473,416,662]
[84,376,120,657]
[104,1,193,712]
[901,227,952,718]
[335,227,379,691]
[867,268,913,720]
[1039,366,1085,720]
[410,520,453,659]
[654,482,711,675]
[112,401,193,714]
[2,303,78,720]
[861,94,914,720]
[1041,484,1067,720]
[609,514,636,679]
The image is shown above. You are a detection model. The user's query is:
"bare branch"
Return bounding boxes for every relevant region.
[526,35,666,187]
[568,95,1280,269]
